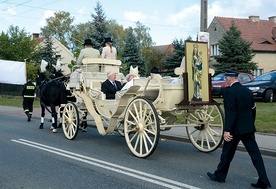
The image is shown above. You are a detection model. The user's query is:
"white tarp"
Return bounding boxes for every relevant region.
[0,59,26,85]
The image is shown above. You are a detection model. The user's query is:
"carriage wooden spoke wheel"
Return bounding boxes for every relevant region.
[62,102,80,140]
[124,97,160,158]
[186,104,224,152]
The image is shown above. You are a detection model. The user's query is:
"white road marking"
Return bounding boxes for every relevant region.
[12,138,200,189]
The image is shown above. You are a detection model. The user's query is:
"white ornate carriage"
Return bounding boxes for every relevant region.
[62,58,224,158]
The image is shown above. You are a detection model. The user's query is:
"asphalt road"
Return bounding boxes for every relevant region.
[1,114,275,189]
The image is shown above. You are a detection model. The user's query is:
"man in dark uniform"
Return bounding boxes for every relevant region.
[101,71,122,99]
[207,70,271,188]
[22,77,36,122]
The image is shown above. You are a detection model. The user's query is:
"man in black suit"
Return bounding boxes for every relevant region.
[207,70,271,189]
[101,71,122,99]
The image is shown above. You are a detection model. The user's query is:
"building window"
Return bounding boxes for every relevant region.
[211,44,219,56]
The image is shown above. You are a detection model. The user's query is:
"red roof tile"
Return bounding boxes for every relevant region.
[215,16,276,52]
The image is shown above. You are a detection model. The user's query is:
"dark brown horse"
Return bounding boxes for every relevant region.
[36,70,69,133]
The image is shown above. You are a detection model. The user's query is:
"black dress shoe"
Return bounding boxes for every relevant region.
[27,114,31,122]
[251,180,270,189]
[207,172,225,183]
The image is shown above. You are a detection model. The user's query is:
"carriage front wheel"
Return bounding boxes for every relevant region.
[62,102,80,140]
[124,97,160,158]
[186,104,224,152]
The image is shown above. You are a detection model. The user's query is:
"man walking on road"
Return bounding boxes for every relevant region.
[207,70,271,189]
[22,77,36,122]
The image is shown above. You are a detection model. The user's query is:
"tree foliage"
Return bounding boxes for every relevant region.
[71,22,93,56]
[0,25,35,61]
[145,48,166,76]
[90,1,109,50]
[31,36,58,74]
[164,38,186,76]
[41,11,74,49]
[121,27,145,76]
[214,22,257,73]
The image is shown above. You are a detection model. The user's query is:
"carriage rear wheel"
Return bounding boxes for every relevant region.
[124,97,160,158]
[186,104,224,152]
[62,102,79,140]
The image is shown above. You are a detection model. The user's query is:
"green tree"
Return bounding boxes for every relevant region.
[90,1,109,50]
[214,22,257,73]
[71,22,93,56]
[0,25,35,61]
[133,21,155,74]
[106,20,126,59]
[145,48,166,76]
[164,38,186,76]
[121,27,145,76]
[41,11,74,49]
[31,36,58,74]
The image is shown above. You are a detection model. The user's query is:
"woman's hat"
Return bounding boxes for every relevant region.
[83,39,92,46]
[104,37,113,43]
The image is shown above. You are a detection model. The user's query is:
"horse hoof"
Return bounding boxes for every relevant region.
[39,125,44,129]
[52,129,57,133]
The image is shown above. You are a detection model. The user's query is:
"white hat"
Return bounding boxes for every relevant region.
[129,66,139,77]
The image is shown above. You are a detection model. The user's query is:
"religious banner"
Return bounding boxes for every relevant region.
[185,41,210,103]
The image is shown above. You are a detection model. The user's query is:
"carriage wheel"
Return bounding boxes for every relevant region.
[101,116,124,137]
[116,121,125,137]
[186,104,224,152]
[124,97,160,158]
[62,102,79,140]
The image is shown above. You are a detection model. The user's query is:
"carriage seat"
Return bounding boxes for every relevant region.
[81,58,122,73]
[89,88,106,100]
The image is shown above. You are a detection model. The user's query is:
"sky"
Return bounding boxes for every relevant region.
[0,0,276,46]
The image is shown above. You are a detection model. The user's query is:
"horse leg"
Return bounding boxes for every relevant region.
[57,106,63,128]
[39,104,45,129]
[50,105,58,133]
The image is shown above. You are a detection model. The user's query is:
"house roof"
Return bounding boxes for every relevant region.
[151,44,174,54]
[214,16,276,52]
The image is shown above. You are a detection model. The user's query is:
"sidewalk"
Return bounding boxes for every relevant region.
[1,105,275,157]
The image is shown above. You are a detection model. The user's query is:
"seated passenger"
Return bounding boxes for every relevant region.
[101,71,122,99]
[101,37,117,59]
[77,39,100,66]
[121,66,139,90]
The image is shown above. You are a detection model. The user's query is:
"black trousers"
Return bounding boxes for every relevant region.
[214,133,270,185]
[23,98,34,115]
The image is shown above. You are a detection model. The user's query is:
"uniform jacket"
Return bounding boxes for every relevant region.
[77,48,100,65]
[101,79,122,99]
[22,81,36,99]
[223,82,256,135]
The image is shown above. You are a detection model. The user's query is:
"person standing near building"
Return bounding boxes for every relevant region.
[207,70,271,189]
[22,77,36,122]
[101,37,117,59]
[77,38,100,65]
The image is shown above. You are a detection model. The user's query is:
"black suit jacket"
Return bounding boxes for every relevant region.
[101,79,122,99]
[223,82,256,135]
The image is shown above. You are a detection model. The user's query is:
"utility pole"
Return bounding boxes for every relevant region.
[200,0,208,32]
